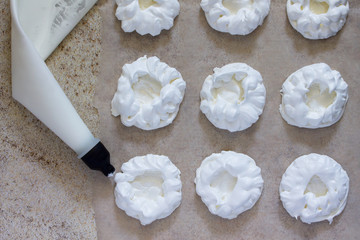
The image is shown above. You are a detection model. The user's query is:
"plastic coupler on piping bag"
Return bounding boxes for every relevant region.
[10,0,115,176]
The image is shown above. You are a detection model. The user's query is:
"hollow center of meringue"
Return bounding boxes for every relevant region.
[133,74,162,104]
[210,171,237,196]
[304,175,328,197]
[309,0,329,14]
[212,74,245,104]
[222,0,253,14]
[139,0,157,10]
[130,172,164,200]
[306,84,336,111]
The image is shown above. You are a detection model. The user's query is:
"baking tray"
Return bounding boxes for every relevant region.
[92,0,360,239]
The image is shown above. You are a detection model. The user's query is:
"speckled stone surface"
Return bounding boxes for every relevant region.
[0,1,100,239]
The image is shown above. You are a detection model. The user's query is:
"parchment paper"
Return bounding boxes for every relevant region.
[93,1,360,239]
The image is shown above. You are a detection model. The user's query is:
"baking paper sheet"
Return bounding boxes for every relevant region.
[93,1,360,239]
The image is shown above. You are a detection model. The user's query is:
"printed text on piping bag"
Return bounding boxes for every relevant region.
[10,0,115,176]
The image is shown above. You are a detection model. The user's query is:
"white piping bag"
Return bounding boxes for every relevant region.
[11,0,115,176]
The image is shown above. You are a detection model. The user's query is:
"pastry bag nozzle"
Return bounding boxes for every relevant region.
[81,142,115,177]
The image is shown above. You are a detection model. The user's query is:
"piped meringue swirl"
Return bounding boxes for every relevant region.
[287,0,349,39]
[280,63,348,129]
[115,0,180,36]
[114,154,182,225]
[200,63,266,132]
[195,151,263,219]
[200,0,270,35]
[279,153,349,224]
[111,56,186,130]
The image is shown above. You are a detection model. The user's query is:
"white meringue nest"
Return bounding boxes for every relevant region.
[200,63,266,132]
[111,56,186,130]
[114,154,182,225]
[115,0,180,36]
[287,0,349,39]
[279,153,349,224]
[195,151,264,219]
[200,0,270,35]
[280,63,348,129]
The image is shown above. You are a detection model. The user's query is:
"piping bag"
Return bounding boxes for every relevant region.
[11,0,115,176]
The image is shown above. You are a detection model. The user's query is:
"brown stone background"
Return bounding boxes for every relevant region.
[93,0,360,239]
